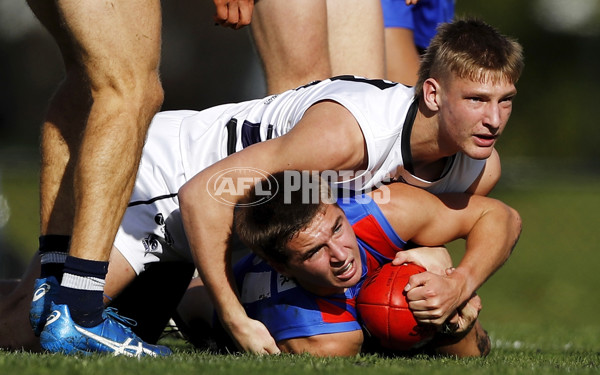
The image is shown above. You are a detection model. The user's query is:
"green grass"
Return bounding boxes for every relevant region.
[1,160,599,373]
[0,343,598,375]
[479,180,600,337]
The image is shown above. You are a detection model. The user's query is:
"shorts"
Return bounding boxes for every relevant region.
[381,0,455,49]
[114,111,197,275]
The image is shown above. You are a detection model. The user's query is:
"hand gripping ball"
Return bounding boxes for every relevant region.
[357,263,435,351]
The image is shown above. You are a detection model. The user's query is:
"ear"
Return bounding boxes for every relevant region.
[268,260,291,278]
[422,77,441,112]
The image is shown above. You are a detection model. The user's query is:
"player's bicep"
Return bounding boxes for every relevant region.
[374,184,472,245]
[181,101,368,225]
[413,191,517,247]
[203,101,366,179]
[276,100,369,172]
[405,192,480,245]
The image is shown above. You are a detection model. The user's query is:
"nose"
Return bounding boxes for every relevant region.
[483,103,502,132]
[328,242,348,265]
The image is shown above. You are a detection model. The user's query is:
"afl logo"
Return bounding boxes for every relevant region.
[207,167,278,207]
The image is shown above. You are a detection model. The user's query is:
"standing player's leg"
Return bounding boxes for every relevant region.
[26,0,91,337]
[384,27,420,85]
[326,0,385,79]
[27,0,169,356]
[251,0,384,95]
[380,0,420,85]
[251,0,331,94]
[58,0,163,269]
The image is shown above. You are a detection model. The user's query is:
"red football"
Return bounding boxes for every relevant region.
[357,262,435,351]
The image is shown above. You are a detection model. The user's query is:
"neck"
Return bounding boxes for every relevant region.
[408,102,452,180]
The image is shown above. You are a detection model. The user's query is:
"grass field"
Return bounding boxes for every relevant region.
[0,159,599,373]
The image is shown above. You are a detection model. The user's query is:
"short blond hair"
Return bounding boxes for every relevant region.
[415,18,524,98]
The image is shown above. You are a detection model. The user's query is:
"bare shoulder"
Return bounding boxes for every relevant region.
[467,149,501,195]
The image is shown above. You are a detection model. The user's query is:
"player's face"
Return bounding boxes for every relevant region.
[437,75,517,160]
[282,204,362,296]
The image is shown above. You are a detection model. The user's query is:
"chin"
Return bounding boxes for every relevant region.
[467,148,494,160]
[345,273,362,289]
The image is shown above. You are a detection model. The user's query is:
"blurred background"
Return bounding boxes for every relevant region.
[0,0,599,350]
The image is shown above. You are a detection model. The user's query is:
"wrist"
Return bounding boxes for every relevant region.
[448,266,475,303]
[218,303,247,326]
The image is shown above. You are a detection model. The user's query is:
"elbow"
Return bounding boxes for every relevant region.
[178,179,199,215]
[507,206,522,254]
[178,183,191,210]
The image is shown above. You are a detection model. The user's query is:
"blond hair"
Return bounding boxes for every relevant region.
[415,18,524,98]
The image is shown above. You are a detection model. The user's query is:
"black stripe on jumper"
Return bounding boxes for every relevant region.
[128,193,178,207]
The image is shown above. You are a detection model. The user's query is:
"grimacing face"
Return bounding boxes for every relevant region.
[436,74,517,160]
[278,204,362,296]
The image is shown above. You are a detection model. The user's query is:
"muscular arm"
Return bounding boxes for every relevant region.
[179,101,367,353]
[371,183,521,326]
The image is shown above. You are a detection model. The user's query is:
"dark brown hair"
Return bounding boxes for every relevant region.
[234,171,334,265]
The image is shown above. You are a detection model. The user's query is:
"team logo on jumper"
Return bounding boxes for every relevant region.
[207,167,277,207]
[277,274,297,293]
[142,234,160,254]
[154,213,173,246]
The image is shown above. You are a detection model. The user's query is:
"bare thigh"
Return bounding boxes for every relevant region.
[48,1,163,260]
[251,0,330,94]
[327,0,385,78]
[55,0,161,89]
[384,27,420,85]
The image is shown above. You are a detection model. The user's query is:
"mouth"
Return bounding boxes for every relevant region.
[335,260,356,281]
[473,134,497,147]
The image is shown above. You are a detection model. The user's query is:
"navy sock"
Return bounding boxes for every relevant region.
[56,256,108,328]
[38,235,70,282]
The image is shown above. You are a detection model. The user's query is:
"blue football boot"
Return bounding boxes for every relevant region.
[40,302,172,357]
[30,276,60,336]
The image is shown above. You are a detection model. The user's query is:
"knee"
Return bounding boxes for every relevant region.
[139,73,164,117]
[92,68,164,125]
[125,69,164,115]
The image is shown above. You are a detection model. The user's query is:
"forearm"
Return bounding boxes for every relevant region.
[179,178,239,322]
[179,172,280,354]
[452,203,522,300]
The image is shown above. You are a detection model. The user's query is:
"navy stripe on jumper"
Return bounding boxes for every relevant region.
[128,193,178,207]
